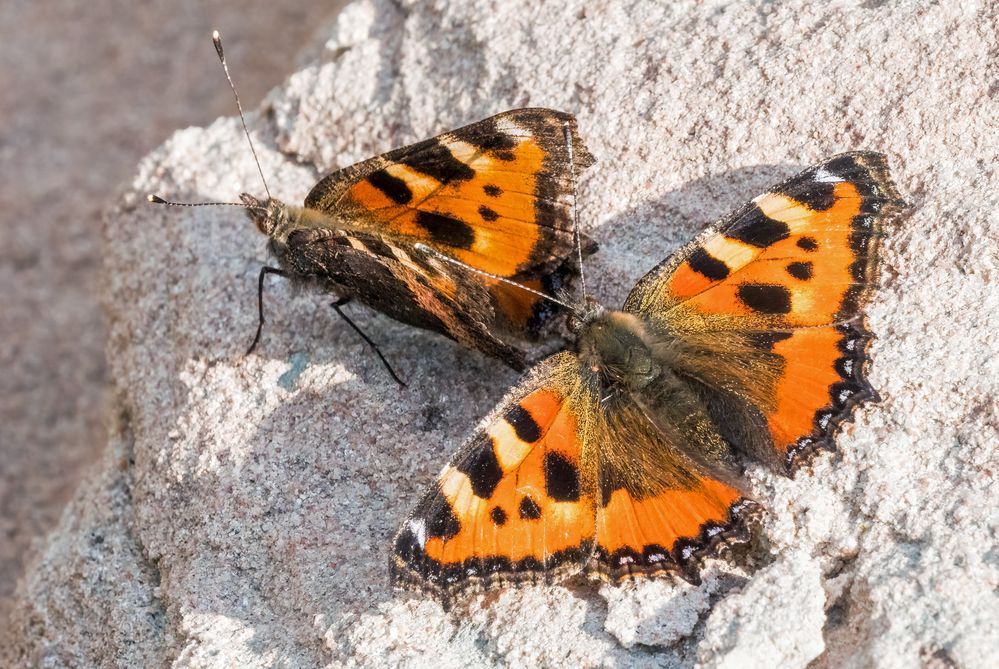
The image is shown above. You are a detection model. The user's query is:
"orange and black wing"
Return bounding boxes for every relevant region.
[305,108,596,337]
[576,363,760,584]
[624,152,907,472]
[591,470,756,584]
[391,352,597,597]
[391,352,760,597]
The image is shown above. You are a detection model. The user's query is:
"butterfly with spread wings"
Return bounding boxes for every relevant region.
[392,152,906,597]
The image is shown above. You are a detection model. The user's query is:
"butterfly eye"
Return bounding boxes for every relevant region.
[248,209,274,236]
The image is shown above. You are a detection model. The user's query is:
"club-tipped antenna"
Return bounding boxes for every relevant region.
[563,121,587,301]
[414,243,579,314]
[146,193,266,212]
[212,30,271,200]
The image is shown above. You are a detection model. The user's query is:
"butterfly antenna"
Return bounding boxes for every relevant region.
[146,194,267,212]
[563,121,587,302]
[212,30,272,200]
[414,244,579,315]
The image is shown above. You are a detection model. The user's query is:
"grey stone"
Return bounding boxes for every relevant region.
[0,0,341,624]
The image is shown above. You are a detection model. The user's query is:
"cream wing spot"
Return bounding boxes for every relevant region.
[439,466,467,499]
[384,162,440,199]
[488,420,533,472]
[443,137,495,170]
[494,117,529,140]
[702,235,757,270]
[753,192,818,231]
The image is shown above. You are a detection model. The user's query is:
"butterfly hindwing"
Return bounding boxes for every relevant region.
[283,226,527,367]
[592,476,756,584]
[584,368,760,584]
[624,152,906,470]
[303,108,596,339]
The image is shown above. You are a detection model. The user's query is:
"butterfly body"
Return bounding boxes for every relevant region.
[392,152,907,598]
[576,308,659,388]
[242,194,393,290]
[239,109,596,369]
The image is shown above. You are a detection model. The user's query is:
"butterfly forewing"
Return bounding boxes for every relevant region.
[623,152,906,469]
[303,109,596,341]
[391,353,598,594]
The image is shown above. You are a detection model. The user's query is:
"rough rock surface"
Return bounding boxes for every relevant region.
[6,0,998,667]
[0,0,341,622]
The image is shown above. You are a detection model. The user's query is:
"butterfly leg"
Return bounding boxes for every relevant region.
[330,297,407,388]
[246,266,288,355]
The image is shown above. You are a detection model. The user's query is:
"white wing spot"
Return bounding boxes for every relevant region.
[408,519,427,548]
[494,117,528,142]
[814,167,843,184]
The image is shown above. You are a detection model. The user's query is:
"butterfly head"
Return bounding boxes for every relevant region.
[576,309,659,390]
[565,296,603,334]
[240,193,289,237]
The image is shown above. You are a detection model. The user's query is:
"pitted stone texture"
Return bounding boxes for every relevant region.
[696,552,825,668]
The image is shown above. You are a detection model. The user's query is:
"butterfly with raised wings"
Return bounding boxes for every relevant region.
[392,152,906,597]
[239,107,595,372]
[150,34,595,381]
